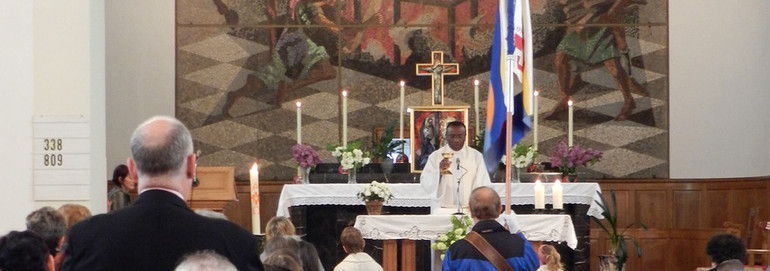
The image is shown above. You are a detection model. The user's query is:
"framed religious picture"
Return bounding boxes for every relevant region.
[410,106,469,173]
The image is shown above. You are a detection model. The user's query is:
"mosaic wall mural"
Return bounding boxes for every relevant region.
[176,0,669,181]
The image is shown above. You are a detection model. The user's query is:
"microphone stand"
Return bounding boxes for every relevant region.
[454,158,466,215]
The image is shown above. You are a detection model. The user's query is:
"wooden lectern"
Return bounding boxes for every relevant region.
[188,167,236,212]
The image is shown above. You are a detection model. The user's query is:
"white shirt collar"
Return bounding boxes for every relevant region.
[139,187,185,201]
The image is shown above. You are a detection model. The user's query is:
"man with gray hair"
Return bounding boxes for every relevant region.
[25,206,66,258]
[62,116,263,271]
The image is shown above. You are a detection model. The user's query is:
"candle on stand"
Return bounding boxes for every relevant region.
[552,180,563,209]
[249,163,261,234]
[533,90,539,151]
[567,100,572,147]
[342,90,348,147]
[474,80,480,136]
[534,180,545,209]
[296,101,302,144]
[399,81,405,143]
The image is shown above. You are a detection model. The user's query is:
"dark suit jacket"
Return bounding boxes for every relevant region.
[61,190,263,271]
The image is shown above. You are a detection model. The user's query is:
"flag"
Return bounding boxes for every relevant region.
[483,0,533,173]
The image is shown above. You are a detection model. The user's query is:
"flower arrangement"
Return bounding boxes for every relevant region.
[292,144,322,168]
[327,141,371,170]
[431,215,473,260]
[357,181,394,203]
[549,141,603,178]
[501,143,538,168]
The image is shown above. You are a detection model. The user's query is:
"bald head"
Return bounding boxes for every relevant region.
[469,187,501,221]
[130,116,193,178]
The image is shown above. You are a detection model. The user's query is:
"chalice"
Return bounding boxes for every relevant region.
[441,153,453,175]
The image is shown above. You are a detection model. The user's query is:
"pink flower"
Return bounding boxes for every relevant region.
[292,144,322,168]
[550,141,602,174]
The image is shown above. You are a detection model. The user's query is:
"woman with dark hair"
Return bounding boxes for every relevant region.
[107,164,136,211]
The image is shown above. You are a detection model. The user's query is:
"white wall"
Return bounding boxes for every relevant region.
[669,0,770,178]
[0,0,106,234]
[105,0,175,172]
[0,0,35,233]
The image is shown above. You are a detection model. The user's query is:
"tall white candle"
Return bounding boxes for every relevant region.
[567,100,572,147]
[296,101,302,144]
[552,180,563,209]
[534,180,545,209]
[399,81,405,143]
[533,91,539,151]
[342,90,348,147]
[249,163,261,234]
[474,79,480,136]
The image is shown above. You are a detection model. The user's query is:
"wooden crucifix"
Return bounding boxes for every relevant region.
[416,51,459,105]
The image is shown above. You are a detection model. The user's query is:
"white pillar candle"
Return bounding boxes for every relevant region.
[552,180,563,209]
[534,180,545,209]
[567,100,572,147]
[474,79,480,136]
[342,90,348,147]
[399,81,405,143]
[533,90,539,151]
[296,101,302,144]
[249,163,261,234]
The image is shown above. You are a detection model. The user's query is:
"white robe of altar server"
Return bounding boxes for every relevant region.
[420,144,491,213]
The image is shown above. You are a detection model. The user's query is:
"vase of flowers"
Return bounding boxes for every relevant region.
[357,181,393,215]
[549,141,603,182]
[501,144,538,183]
[328,141,371,184]
[292,144,322,184]
[431,214,473,260]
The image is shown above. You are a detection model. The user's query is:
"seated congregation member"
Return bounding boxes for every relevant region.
[26,207,66,260]
[263,235,324,271]
[706,233,746,271]
[536,244,563,271]
[334,226,382,271]
[420,121,491,213]
[261,216,297,261]
[55,204,92,270]
[175,250,237,271]
[61,116,263,271]
[263,249,303,271]
[108,164,136,211]
[0,230,55,271]
[442,186,540,271]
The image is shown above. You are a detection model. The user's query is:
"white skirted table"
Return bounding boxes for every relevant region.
[354,214,577,271]
[276,182,604,218]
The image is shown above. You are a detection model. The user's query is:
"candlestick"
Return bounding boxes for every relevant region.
[249,163,261,234]
[567,100,572,147]
[534,180,545,209]
[342,90,348,147]
[296,101,302,144]
[552,180,563,209]
[399,81,405,144]
[474,79,480,136]
[533,91,539,151]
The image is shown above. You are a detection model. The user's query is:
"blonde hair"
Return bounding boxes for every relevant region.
[539,244,562,271]
[265,216,296,243]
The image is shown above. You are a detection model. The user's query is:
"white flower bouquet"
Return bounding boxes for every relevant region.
[501,143,538,168]
[431,215,473,260]
[357,181,393,203]
[328,141,371,171]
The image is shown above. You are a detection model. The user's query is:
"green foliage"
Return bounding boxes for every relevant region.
[472,132,484,153]
[591,190,648,271]
[371,122,404,159]
[431,214,473,261]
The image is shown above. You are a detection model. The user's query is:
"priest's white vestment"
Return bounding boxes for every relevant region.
[419,144,491,213]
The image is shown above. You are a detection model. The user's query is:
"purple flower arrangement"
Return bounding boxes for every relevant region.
[549,141,603,175]
[292,144,322,168]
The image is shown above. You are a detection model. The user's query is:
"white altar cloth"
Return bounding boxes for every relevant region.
[276,183,604,219]
[354,214,578,249]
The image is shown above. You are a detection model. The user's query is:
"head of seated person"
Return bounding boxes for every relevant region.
[706,233,746,271]
[175,250,237,271]
[25,206,66,258]
[263,248,302,271]
[0,230,55,271]
[265,216,295,243]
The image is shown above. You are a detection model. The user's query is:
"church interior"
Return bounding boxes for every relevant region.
[1,0,770,270]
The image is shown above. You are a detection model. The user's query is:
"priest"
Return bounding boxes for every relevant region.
[420,121,491,213]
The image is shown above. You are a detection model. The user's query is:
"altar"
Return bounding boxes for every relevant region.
[277,182,602,271]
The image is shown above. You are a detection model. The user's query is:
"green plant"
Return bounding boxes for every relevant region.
[592,190,648,271]
[371,122,404,160]
[430,214,473,260]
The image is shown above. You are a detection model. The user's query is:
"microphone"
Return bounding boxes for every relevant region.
[456,158,460,170]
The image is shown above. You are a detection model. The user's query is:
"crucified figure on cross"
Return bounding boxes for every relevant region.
[416,51,459,106]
